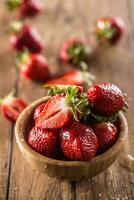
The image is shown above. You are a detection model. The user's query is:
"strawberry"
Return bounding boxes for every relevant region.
[95,16,125,45]
[36,87,88,129]
[60,122,98,161]
[60,38,93,64]
[28,127,59,157]
[93,122,118,152]
[46,69,94,87]
[0,91,27,123]
[10,21,44,53]
[36,96,72,129]
[6,0,43,18]
[87,83,125,117]
[16,50,50,82]
[33,103,46,122]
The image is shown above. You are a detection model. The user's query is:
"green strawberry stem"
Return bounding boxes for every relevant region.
[0,89,15,104]
[0,99,3,104]
[65,87,89,121]
[16,49,30,68]
[9,20,23,33]
[90,112,119,123]
[6,0,20,11]
[96,20,116,41]
[80,61,95,87]
[45,84,90,122]
[68,43,91,64]
[44,84,80,96]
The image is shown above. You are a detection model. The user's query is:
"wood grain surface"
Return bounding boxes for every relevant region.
[0,0,134,199]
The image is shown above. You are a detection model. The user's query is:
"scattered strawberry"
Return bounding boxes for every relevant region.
[6,0,43,18]
[28,127,59,157]
[87,83,125,117]
[0,91,27,123]
[60,122,98,161]
[93,122,118,152]
[10,21,44,53]
[60,38,93,64]
[16,50,50,82]
[46,69,94,87]
[33,103,46,122]
[36,87,88,129]
[95,16,125,45]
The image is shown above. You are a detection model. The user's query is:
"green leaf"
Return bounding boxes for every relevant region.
[80,62,95,87]
[9,20,22,33]
[67,43,91,64]
[96,23,116,41]
[6,0,20,11]
[91,112,119,123]
[44,84,80,97]
[0,89,16,104]
[16,49,29,67]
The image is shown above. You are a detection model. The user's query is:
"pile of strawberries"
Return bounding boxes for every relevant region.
[28,83,126,161]
[0,1,127,162]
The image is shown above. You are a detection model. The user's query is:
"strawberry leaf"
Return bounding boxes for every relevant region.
[44,84,80,97]
[96,19,116,41]
[80,61,95,87]
[6,0,20,11]
[9,20,22,33]
[67,43,91,64]
[90,112,119,123]
[16,49,30,67]
[0,89,16,104]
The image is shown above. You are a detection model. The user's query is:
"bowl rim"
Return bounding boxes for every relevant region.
[15,96,128,167]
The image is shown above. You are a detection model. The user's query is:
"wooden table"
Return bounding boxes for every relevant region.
[0,0,134,199]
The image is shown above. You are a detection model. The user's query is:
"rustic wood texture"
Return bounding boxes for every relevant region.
[0,0,134,199]
[0,3,17,200]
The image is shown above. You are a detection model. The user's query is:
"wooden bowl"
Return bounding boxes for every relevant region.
[15,97,128,181]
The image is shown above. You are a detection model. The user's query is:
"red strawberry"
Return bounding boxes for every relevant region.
[87,83,125,117]
[95,16,125,45]
[60,38,93,64]
[36,86,88,129]
[47,69,94,87]
[28,127,59,157]
[16,51,50,82]
[93,122,118,152]
[0,91,27,123]
[10,21,44,53]
[60,122,98,161]
[33,103,46,122]
[36,96,73,129]
[6,0,43,18]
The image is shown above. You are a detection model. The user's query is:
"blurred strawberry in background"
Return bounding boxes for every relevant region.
[0,91,27,123]
[47,68,95,87]
[60,38,94,65]
[16,50,50,82]
[6,0,43,18]
[94,16,125,45]
[9,21,44,53]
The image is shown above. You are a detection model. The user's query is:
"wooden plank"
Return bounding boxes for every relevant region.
[8,0,78,199]
[0,4,17,199]
[76,50,134,199]
[6,0,134,199]
[75,0,134,199]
